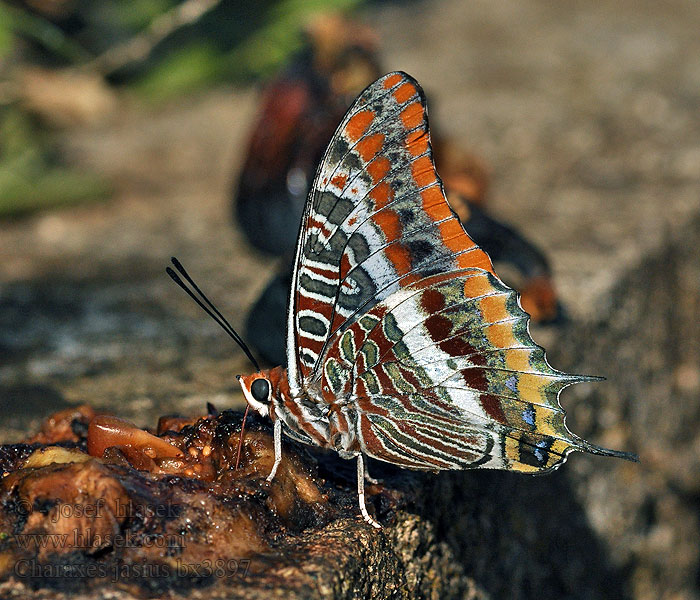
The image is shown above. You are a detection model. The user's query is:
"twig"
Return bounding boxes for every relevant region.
[82,0,222,76]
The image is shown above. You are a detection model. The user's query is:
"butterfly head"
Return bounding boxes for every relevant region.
[237,373,273,417]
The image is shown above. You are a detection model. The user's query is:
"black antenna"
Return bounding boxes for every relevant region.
[166,257,261,372]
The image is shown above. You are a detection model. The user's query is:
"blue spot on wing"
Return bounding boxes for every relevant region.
[534,439,549,463]
[522,405,536,427]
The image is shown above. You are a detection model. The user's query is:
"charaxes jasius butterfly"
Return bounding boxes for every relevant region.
[169,72,637,529]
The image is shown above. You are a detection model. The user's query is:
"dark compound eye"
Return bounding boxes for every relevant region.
[250,378,270,403]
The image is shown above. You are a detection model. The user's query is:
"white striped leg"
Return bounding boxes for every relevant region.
[357,454,381,529]
[364,462,380,485]
[266,419,282,482]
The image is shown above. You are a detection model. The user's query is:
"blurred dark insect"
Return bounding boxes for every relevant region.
[234,13,381,256]
[233,15,564,366]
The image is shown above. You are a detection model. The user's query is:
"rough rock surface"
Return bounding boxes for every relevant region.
[1,0,699,598]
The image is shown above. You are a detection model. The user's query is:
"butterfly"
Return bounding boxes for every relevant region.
[170,72,637,529]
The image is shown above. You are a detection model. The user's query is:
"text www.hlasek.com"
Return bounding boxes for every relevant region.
[12,530,186,551]
[14,558,251,582]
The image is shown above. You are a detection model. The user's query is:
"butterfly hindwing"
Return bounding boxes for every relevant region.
[322,270,586,472]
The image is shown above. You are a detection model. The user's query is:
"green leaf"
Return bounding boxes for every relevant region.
[132,42,223,103]
[1,1,90,63]
[0,3,13,59]
[0,167,112,218]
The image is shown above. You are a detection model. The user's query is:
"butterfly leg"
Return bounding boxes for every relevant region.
[266,419,283,482]
[357,454,381,529]
[363,462,380,485]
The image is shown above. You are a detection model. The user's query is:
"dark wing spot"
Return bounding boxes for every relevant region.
[518,435,554,467]
[328,136,350,166]
[299,315,328,337]
[407,239,436,267]
[398,208,416,225]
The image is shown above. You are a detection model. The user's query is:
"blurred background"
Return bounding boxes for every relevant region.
[1,0,699,598]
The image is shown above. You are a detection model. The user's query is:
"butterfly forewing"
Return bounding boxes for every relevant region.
[288,72,494,390]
